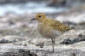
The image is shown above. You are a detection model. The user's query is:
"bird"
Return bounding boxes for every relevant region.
[32,13,71,52]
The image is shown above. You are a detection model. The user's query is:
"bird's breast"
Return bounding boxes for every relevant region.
[38,24,57,38]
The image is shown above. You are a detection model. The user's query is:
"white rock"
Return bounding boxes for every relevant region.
[56,13,85,23]
[0,35,27,42]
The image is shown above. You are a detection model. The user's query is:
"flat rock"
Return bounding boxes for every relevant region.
[0,43,85,56]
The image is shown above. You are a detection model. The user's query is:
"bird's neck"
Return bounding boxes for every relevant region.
[38,17,46,23]
[38,19,50,26]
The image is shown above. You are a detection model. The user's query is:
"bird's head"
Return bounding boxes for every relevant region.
[32,13,47,22]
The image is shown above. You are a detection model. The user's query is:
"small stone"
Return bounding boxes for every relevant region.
[60,38,73,45]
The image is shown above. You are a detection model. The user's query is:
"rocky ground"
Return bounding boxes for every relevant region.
[0,12,85,56]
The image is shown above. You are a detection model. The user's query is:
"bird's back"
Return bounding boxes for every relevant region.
[41,18,71,32]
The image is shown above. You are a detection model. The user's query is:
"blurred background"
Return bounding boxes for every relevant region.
[0,0,85,16]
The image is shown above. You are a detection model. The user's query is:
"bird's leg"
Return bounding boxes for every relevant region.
[51,37,55,52]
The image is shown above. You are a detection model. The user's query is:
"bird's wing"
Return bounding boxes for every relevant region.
[51,20,71,32]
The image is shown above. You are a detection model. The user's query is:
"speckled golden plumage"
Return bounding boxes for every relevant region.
[33,13,71,52]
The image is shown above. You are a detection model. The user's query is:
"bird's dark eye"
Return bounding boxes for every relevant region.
[38,16,41,18]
